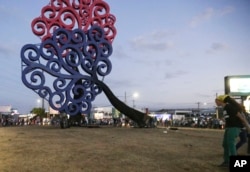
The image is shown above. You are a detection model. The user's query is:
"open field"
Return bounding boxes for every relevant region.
[0,126,248,172]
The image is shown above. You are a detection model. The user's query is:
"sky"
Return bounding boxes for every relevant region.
[0,0,249,114]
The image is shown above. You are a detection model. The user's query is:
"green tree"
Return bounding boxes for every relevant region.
[30,107,46,118]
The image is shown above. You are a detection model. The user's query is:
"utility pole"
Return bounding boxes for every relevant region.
[124,91,127,104]
[42,98,45,110]
[215,93,219,119]
[196,102,200,116]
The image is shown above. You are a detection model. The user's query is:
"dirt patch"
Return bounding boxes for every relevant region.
[0,126,247,172]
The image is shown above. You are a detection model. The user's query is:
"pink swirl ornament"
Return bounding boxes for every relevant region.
[31,0,116,43]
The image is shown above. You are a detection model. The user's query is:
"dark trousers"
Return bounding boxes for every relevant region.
[236,129,247,150]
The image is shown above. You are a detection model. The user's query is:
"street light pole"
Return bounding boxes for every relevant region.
[215,93,219,119]
[122,91,139,109]
[37,99,41,108]
[133,92,139,109]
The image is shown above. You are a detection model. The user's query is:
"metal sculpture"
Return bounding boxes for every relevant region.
[21,0,151,127]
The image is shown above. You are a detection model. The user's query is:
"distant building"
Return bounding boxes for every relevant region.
[49,107,59,115]
[0,105,12,115]
[91,107,113,119]
[0,106,20,121]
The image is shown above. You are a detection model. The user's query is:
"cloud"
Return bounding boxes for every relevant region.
[189,6,234,27]
[112,45,129,59]
[0,4,29,24]
[0,44,13,55]
[0,5,8,21]
[0,42,21,57]
[136,58,174,69]
[195,93,213,98]
[0,5,15,21]
[129,30,175,51]
[211,42,228,50]
[150,30,177,40]
[0,5,6,12]
[206,42,229,54]
[165,70,188,79]
[219,6,234,16]
[189,7,215,27]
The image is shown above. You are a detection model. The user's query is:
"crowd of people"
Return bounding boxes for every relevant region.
[0,115,42,126]
[162,116,225,129]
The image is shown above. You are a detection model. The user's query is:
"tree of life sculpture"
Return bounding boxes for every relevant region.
[21,0,151,127]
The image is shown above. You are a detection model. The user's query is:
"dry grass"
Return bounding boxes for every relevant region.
[0,126,247,172]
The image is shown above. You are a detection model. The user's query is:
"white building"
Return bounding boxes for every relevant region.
[0,105,12,115]
[91,107,113,119]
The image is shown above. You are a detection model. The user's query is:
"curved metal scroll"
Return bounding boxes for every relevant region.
[31,0,116,43]
[21,26,112,115]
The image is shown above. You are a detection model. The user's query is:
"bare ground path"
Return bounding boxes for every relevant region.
[0,126,246,172]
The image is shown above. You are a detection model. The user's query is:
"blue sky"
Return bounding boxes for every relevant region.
[0,0,249,114]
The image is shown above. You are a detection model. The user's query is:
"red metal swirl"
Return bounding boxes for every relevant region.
[31,0,117,43]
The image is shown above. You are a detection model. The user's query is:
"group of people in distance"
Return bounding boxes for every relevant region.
[215,95,250,167]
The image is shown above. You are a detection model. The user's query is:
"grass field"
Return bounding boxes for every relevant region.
[0,126,247,172]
